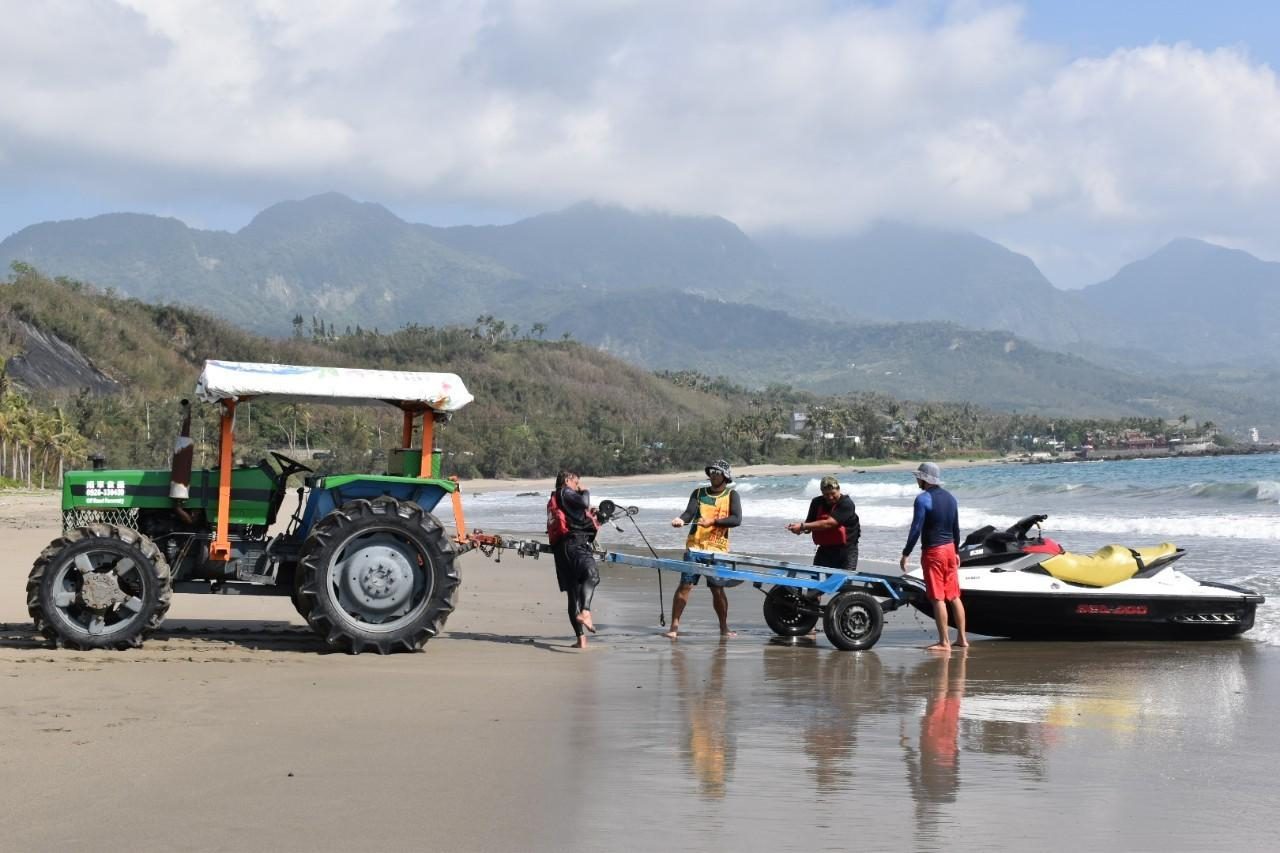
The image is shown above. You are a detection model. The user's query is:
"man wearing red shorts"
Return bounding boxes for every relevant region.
[899,462,968,651]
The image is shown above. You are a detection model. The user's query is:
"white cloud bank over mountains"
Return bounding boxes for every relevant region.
[1,0,1278,286]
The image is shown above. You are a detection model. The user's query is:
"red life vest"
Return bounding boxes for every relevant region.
[547,492,570,545]
[811,501,848,547]
[547,490,599,545]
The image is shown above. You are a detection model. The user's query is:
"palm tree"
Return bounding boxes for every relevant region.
[3,394,33,482]
[0,397,12,479]
[32,409,60,489]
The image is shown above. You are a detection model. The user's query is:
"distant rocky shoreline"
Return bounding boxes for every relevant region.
[1035,445,1280,464]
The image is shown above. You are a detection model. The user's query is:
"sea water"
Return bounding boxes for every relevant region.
[455,453,1280,644]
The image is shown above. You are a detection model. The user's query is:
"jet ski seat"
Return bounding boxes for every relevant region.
[1040,542,1179,587]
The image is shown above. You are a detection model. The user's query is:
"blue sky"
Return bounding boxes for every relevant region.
[1022,0,1279,67]
[2,1,1278,287]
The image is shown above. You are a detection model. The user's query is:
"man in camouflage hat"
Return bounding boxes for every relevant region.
[787,474,861,570]
[664,459,742,638]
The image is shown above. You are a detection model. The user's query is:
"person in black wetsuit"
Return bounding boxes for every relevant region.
[549,470,601,648]
[787,475,861,570]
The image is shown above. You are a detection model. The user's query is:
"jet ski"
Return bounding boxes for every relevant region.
[907,513,1264,640]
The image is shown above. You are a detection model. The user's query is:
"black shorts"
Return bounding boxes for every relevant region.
[814,543,859,571]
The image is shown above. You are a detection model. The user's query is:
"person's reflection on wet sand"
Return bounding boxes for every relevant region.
[672,643,735,799]
[919,649,965,795]
[761,646,884,796]
[902,649,966,845]
[804,652,883,793]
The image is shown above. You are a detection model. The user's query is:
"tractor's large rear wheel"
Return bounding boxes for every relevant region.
[297,497,459,654]
[26,524,173,650]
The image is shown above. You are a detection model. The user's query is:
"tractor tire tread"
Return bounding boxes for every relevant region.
[26,525,172,650]
[298,496,459,654]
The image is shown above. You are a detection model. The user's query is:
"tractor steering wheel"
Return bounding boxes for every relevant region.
[269,451,314,481]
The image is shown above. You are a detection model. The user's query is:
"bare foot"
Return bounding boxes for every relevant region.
[574,635,588,649]
[955,639,970,647]
[577,611,597,633]
[720,629,738,637]
[662,629,679,639]
[924,642,951,652]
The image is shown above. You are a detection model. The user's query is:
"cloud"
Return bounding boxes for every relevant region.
[1,1,1278,284]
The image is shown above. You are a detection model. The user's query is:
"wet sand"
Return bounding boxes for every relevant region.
[2,489,1276,851]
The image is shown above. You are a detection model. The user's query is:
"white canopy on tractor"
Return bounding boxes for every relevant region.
[193,360,474,561]
[195,360,474,412]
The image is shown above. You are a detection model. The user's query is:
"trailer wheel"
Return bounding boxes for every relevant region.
[26,524,172,650]
[823,591,884,651]
[297,497,459,654]
[762,586,821,636]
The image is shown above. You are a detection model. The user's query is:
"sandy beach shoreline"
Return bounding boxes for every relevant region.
[461,455,1013,495]
[4,457,1274,851]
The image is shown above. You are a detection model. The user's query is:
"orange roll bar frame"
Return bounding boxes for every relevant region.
[401,409,415,449]
[419,415,435,478]
[450,477,467,543]
[210,399,236,561]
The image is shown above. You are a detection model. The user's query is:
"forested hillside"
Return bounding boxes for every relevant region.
[6,192,1279,407]
[2,265,1239,488]
[0,265,794,480]
[546,291,1279,427]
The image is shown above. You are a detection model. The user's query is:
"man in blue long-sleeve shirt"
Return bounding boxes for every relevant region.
[899,462,968,651]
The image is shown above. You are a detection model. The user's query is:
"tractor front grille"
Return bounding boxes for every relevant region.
[63,507,139,533]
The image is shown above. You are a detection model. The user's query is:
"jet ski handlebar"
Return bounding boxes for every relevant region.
[1006,513,1048,540]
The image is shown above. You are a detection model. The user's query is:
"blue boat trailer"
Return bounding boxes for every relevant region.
[603,549,925,650]
[463,500,925,650]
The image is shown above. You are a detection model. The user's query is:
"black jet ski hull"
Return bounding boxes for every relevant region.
[913,586,1261,640]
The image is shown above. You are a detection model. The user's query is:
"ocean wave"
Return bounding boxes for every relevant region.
[1023,482,1088,493]
[933,509,1280,542]
[797,477,923,499]
[935,478,1279,504]
[615,496,694,513]
[1248,615,1280,648]
[474,492,1280,541]
[810,480,918,499]
[463,490,541,505]
[1183,481,1280,504]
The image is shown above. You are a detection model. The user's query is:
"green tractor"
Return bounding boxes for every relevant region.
[26,360,477,654]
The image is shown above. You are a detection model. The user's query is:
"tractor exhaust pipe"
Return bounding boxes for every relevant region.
[169,398,193,501]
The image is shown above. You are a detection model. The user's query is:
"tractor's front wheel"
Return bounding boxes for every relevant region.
[26,524,173,650]
[297,497,459,654]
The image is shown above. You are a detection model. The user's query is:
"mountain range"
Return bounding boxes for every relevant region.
[3,193,1278,429]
